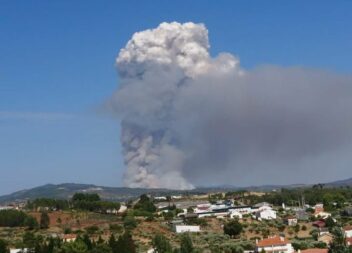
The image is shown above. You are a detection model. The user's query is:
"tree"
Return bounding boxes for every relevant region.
[62,240,88,253]
[108,234,116,249]
[180,234,193,253]
[116,232,136,253]
[82,234,93,250]
[224,220,243,238]
[91,244,112,253]
[134,194,156,212]
[23,231,37,249]
[123,215,137,230]
[325,216,336,229]
[294,224,300,233]
[40,212,50,229]
[24,216,38,230]
[0,239,9,253]
[0,209,28,227]
[153,234,173,253]
[329,227,349,253]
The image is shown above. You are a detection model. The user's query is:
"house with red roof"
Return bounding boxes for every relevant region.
[256,236,294,253]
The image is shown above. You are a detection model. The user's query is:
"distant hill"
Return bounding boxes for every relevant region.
[1,177,351,204]
[0,183,191,204]
[325,177,352,187]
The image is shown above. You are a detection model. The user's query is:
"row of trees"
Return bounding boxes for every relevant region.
[246,187,352,211]
[0,231,196,253]
[0,231,137,253]
[0,209,50,230]
[27,193,121,214]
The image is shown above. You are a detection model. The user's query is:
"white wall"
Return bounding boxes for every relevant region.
[175,225,200,233]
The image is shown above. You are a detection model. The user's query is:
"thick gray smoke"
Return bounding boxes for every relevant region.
[109,22,352,189]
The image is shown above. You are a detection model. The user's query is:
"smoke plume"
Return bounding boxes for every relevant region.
[108,22,352,189]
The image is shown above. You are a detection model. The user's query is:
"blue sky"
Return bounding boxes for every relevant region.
[0,1,351,195]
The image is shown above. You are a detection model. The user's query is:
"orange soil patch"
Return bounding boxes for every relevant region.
[29,211,73,226]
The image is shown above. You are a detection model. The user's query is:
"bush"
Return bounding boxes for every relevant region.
[224,220,243,238]
[85,225,100,235]
[123,215,137,230]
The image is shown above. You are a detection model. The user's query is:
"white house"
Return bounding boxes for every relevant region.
[256,236,294,253]
[344,225,352,238]
[174,225,200,233]
[256,208,277,220]
[229,206,253,215]
[284,216,298,226]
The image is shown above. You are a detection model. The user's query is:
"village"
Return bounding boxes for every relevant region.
[1,187,352,253]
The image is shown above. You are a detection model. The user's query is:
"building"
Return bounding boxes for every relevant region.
[174,225,200,233]
[314,204,324,213]
[256,236,294,253]
[62,234,77,242]
[284,216,298,226]
[344,225,352,238]
[256,208,277,220]
[229,206,253,215]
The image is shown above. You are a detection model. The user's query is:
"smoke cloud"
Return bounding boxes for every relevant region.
[108,22,352,189]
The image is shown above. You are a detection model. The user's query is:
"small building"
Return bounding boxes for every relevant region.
[62,234,77,242]
[284,216,298,226]
[256,208,277,220]
[344,225,352,238]
[174,225,200,233]
[229,206,253,215]
[314,203,324,212]
[256,236,294,253]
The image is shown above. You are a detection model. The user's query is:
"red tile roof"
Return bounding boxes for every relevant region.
[257,236,290,247]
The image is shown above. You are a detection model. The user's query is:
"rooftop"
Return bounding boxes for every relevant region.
[256,236,290,247]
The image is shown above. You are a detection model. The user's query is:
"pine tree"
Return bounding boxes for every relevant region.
[39,212,50,229]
